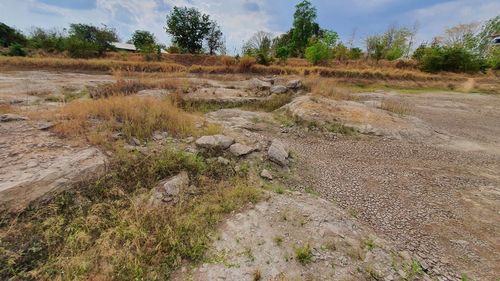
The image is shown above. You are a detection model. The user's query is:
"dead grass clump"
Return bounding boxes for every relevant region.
[307,77,360,101]
[26,89,52,97]
[0,104,14,114]
[242,93,295,112]
[380,99,413,115]
[51,96,198,142]
[239,56,256,71]
[89,78,185,98]
[221,56,237,67]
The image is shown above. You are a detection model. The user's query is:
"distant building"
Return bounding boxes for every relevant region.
[111,42,137,52]
[491,33,500,45]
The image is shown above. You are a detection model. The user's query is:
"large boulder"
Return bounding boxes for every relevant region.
[248,78,272,90]
[150,171,189,205]
[268,139,289,166]
[195,135,234,150]
[229,143,255,157]
[270,85,288,94]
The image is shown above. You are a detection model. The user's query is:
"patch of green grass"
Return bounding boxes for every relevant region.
[404,259,424,280]
[326,122,357,135]
[242,246,255,262]
[460,274,470,281]
[295,243,313,265]
[362,238,377,251]
[304,186,320,196]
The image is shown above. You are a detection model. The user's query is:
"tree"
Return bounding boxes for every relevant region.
[0,22,26,47]
[130,30,156,50]
[243,31,273,65]
[476,16,500,62]
[439,22,479,50]
[165,7,211,53]
[28,27,66,52]
[290,0,320,57]
[305,40,331,65]
[206,21,224,55]
[322,30,339,48]
[68,23,118,56]
[366,26,414,61]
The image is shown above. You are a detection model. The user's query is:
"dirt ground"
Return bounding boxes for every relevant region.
[1,70,499,280]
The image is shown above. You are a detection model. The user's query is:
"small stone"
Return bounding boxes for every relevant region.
[229,143,255,157]
[152,131,168,141]
[37,121,54,130]
[150,172,189,205]
[260,169,273,180]
[129,137,141,146]
[270,85,288,94]
[217,157,230,165]
[286,79,302,89]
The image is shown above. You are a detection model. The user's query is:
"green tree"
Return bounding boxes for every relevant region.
[0,22,26,47]
[165,7,211,53]
[206,21,224,55]
[366,26,414,61]
[243,31,273,65]
[68,23,118,56]
[6,43,26,56]
[28,27,66,52]
[291,0,320,57]
[305,40,331,65]
[130,30,156,50]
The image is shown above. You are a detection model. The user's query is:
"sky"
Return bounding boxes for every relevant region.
[1,0,499,54]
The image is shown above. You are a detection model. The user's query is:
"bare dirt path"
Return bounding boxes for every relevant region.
[280,91,500,280]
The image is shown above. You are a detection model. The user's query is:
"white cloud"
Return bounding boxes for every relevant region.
[406,0,500,43]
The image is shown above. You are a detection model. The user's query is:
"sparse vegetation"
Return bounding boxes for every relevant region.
[295,243,313,265]
[380,98,412,115]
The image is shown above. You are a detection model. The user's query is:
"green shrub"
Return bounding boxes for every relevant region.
[305,41,331,65]
[488,46,500,70]
[417,45,487,73]
[276,46,290,63]
[6,43,26,56]
[64,37,99,58]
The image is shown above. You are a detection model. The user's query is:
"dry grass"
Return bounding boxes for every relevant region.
[307,77,360,101]
[46,96,201,144]
[0,104,14,114]
[380,98,413,115]
[0,147,263,280]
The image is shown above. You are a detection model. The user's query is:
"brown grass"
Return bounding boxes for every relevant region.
[380,98,413,115]
[307,77,360,101]
[47,96,201,144]
[0,104,14,114]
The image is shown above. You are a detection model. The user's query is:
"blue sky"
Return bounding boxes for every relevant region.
[1,0,499,54]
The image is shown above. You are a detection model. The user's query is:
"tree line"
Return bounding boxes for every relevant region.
[0,0,498,73]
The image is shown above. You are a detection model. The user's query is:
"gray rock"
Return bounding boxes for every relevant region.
[0,114,28,122]
[217,157,231,165]
[260,169,273,180]
[195,135,234,150]
[286,79,302,89]
[229,143,255,157]
[152,131,168,141]
[37,121,54,130]
[151,171,189,205]
[129,137,141,146]
[248,78,272,90]
[268,139,289,166]
[270,85,288,94]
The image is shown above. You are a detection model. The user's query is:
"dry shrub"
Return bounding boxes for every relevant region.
[89,78,184,98]
[307,77,359,101]
[221,56,237,67]
[239,56,256,71]
[380,98,412,115]
[0,104,13,114]
[51,96,198,141]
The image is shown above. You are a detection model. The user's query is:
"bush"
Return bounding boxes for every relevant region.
[305,41,331,65]
[238,56,256,71]
[488,47,500,70]
[417,45,487,73]
[276,46,290,63]
[64,37,99,58]
[6,43,26,56]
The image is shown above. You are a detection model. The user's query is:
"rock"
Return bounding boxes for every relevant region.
[150,172,189,205]
[37,121,54,130]
[248,78,272,90]
[229,143,255,157]
[152,131,168,141]
[217,157,231,165]
[185,136,195,143]
[260,169,273,180]
[0,114,28,122]
[286,79,302,89]
[195,135,234,150]
[270,85,288,94]
[111,132,122,140]
[129,137,141,146]
[268,139,289,166]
